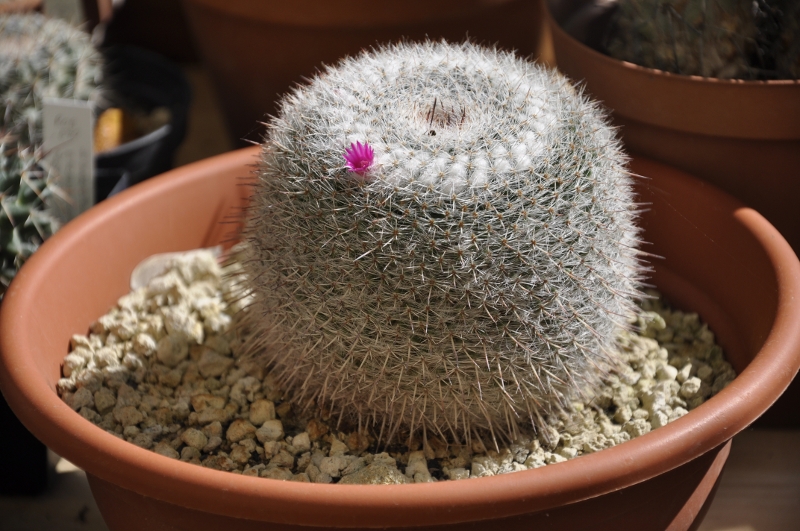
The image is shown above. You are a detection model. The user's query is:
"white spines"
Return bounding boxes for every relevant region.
[242,41,645,445]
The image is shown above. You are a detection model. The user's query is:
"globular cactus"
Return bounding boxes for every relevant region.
[0,13,103,144]
[604,0,800,80]
[0,135,60,298]
[241,41,644,445]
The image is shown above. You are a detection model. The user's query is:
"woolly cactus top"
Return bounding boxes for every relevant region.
[244,42,644,445]
[268,42,619,194]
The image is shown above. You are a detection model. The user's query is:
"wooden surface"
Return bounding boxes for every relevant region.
[699,430,800,531]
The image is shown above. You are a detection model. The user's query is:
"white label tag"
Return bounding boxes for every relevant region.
[42,98,95,223]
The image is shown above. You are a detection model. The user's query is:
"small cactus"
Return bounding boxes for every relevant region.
[0,13,103,144]
[240,42,645,444]
[604,0,799,80]
[0,135,60,298]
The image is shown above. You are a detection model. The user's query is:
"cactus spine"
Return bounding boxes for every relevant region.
[605,0,799,80]
[241,42,645,444]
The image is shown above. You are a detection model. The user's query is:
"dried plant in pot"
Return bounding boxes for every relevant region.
[543,0,800,426]
[2,42,800,531]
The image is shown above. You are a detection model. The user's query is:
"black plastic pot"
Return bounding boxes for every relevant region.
[95,45,191,202]
[0,394,47,496]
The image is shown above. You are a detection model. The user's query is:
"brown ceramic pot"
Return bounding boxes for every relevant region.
[544,0,800,427]
[2,148,800,530]
[180,0,545,145]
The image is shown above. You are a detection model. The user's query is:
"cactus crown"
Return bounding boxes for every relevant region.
[241,41,645,445]
[604,0,800,80]
[0,13,103,143]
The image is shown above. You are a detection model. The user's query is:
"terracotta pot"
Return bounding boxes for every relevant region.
[543,1,800,254]
[180,0,545,146]
[0,0,41,14]
[544,0,800,427]
[2,148,800,530]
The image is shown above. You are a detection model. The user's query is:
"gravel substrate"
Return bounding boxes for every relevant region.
[57,250,737,484]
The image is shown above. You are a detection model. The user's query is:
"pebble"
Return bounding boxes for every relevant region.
[113,406,144,427]
[156,336,189,368]
[181,428,208,450]
[338,463,409,485]
[57,252,738,485]
[197,349,234,378]
[256,420,284,443]
[328,438,348,457]
[292,432,311,453]
[227,419,256,443]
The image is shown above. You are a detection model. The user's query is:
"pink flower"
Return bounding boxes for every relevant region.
[343,141,374,176]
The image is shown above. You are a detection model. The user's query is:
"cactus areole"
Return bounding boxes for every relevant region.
[242,42,645,445]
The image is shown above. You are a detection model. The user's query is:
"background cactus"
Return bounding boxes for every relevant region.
[0,12,101,297]
[0,135,60,298]
[604,0,799,80]
[0,12,103,144]
[241,42,645,445]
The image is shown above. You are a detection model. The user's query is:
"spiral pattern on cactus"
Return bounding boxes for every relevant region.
[241,41,645,444]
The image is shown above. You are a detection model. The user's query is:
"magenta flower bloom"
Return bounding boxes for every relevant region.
[343,141,374,176]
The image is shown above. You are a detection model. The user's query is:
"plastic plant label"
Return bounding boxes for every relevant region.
[43,98,95,223]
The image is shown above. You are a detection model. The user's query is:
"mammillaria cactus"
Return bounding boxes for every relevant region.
[604,0,799,80]
[0,136,59,298]
[241,41,645,445]
[0,13,103,144]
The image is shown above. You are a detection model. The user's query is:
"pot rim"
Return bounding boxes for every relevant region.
[2,147,800,527]
[0,0,41,14]
[544,0,800,140]
[184,0,530,29]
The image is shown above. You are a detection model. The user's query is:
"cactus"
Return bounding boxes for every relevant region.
[0,13,103,144]
[604,0,800,80]
[0,135,60,298]
[240,42,645,445]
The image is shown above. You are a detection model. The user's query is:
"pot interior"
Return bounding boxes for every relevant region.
[632,158,779,374]
[1,147,797,527]
[17,152,779,386]
[15,153,776,389]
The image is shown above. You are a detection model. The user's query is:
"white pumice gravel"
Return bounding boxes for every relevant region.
[57,250,738,484]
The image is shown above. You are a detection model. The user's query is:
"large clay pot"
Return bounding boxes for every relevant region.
[543,0,800,428]
[180,0,545,145]
[544,1,800,254]
[1,148,799,530]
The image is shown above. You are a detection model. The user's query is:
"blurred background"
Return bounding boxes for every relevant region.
[0,1,798,530]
